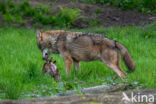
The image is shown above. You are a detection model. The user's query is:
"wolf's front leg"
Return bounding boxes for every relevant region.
[64,56,73,75]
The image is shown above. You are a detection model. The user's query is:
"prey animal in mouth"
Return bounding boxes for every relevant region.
[42,56,60,81]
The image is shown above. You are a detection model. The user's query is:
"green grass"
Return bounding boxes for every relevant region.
[0,22,156,100]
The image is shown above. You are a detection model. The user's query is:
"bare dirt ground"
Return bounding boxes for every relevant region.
[25,0,156,28]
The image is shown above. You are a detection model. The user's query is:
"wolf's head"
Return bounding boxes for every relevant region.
[36,30,53,60]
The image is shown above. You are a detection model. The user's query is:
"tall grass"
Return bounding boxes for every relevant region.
[0,22,156,99]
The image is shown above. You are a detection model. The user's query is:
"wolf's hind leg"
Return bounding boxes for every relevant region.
[105,63,126,77]
[101,49,126,78]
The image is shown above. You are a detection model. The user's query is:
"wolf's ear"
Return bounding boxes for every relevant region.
[36,30,41,39]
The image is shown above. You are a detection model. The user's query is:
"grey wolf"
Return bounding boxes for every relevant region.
[36,30,135,77]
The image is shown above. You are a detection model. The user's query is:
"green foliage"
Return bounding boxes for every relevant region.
[88,19,100,26]
[2,13,13,23]
[19,1,30,12]
[2,13,25,25]
[142,0,156,11]
[23,8,36,16]
[55,6,81,27]
[33,14,55,25]
[96,8,102,14]
[7,0,15,8]
[80,0,156,12]
[14,15,26,25]
[0,1,82,28]
[37,3,51,14]
[88,12,100,27]
[0,1,8,14]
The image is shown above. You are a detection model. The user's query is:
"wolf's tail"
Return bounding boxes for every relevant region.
[115,41,135,71]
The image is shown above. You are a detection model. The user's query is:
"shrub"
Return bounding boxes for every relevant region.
[19,1,30,12]
[24,8,36,17]
[96,8,102,15]
[0,1,82,28]
[41,15,55,25]
[0,1,8,14]
[88,19,100,26]
[33,12,55,25]
[8,0,15,8]
[143,0,156,11]
[2,13,13,23]
[36,4,51,14]
[9,7,21,15]
[14,15,25,25]
[55,6,81,27]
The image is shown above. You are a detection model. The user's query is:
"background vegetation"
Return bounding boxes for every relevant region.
[0,0,155,28]
[80,0,156,13]
[0,0,81,28]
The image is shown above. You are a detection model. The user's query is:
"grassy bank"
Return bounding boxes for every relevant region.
[0,22,156,99]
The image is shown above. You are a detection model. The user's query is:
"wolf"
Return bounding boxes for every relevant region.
[36,30,135,77]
